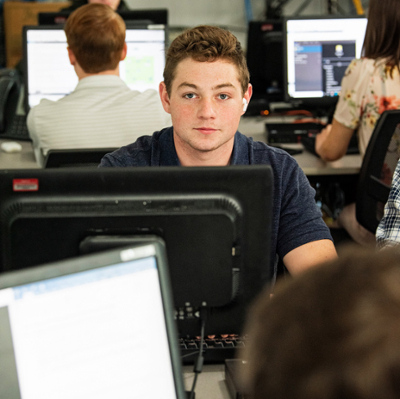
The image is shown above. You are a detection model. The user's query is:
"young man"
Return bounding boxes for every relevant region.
[99,25,337,276]
[27,3,170,167]
[242,246,400,399]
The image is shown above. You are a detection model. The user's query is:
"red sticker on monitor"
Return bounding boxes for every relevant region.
[13,179,39,192]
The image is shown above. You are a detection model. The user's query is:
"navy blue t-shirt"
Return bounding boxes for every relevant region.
[100,127,333,276]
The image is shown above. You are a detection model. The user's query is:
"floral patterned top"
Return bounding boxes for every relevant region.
[334,58,400,158]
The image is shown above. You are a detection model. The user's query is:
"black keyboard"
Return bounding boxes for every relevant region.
[0,114,31,141]
[180,334,247,364]
[266,122,325,144]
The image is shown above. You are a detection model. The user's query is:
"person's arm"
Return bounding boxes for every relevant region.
[315,118,355,162]
[283,239,337,275]
[376,161,400,248]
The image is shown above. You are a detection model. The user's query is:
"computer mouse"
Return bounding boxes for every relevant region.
[1,141,22,153]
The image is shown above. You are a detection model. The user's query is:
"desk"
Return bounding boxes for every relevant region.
[183,364,231,399]
[238,116,362,176]
[0,119,362,176]
[0,139,39,169]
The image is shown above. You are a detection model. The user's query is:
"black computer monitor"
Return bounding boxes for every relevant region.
[38,9,168,25]
[246,20,284,113]
[283,15,368,107]
[0,166,273,336]
[22,24,167,110]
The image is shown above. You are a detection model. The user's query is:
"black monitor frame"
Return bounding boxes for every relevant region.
[38,8,168,25]
[22,24,167,113]
[246,20,284,114]
[44,148,118,168]
[0,166,273,336]
[283,15,367,109]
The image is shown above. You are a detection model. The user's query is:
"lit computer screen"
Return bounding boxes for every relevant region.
[284,16,367,102]
[0,242,185,399]
[23,25,166,109]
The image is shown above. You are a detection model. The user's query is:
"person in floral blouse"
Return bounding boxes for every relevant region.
[315,0,400,246]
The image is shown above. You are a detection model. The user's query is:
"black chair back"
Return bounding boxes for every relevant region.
[44,148,117,168]
[356,110,400,233]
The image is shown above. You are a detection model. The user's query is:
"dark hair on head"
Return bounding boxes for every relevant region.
[163,25,249,96]
[64,3,125,74]
[363,0,400,76]
[242,245,400,399]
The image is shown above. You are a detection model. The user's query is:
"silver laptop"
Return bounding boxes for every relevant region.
[0,238,186,399]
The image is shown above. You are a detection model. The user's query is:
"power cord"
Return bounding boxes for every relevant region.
[188,307,207,399]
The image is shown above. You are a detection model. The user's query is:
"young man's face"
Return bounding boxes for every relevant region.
[159,58,252,166]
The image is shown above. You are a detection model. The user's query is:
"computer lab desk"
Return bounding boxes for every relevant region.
[0,139,39,169]
[239,116,362,177]
[183,363,231,399]
[1,123,362,176]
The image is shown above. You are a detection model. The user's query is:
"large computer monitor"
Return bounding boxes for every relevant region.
[246,20,284,113]
[284,15,368,106]
[38,9,168,25]
[0,166,273,337]
[22,24,167,110]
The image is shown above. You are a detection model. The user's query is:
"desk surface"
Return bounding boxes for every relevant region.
[183,364,231,399]
[239,116,362,176]
[0,119,362,176]
[0,139,39,169]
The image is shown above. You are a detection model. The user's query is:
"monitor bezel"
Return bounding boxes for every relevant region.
[283,14,368,107]
[22,24,167,113]
[37,8,169,26]
[0,239,187,399]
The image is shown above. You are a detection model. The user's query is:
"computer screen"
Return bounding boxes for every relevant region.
[0,240,186,399]
[246,20,284,112]
[23,25,166,109]
[0,166,273,337]
[284,16,368,104]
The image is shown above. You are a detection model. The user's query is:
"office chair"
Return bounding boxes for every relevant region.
[44,148,117,168]
[356,110,400,233]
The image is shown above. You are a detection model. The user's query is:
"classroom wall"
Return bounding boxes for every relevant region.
[123,0,367,50]
[124,0,266,28]
[123,0,265,49]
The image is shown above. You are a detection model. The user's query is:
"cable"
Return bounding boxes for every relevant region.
[181,351,199,359]
[188,307,207,399]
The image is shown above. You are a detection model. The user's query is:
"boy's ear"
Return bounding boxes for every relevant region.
[159,82,171,114]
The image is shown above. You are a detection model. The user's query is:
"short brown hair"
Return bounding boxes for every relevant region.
[242,245,400,399]
[363,0,400,76]
[163,25,249,96]
[64,3,125,73]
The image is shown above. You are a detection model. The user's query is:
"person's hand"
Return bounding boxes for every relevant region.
[315,124,332,155]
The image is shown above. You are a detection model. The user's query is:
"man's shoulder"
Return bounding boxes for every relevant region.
[99,128,169,167]
[29,89,82,113]
[237,132,301,168]
[29,97,58,111]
